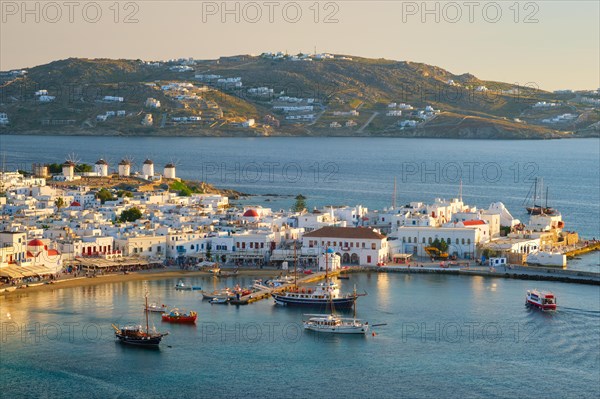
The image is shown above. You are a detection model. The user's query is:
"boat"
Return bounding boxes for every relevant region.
[201,289,232,300]
[217,269,238,277]
[209,297,229,304]
[303,285,369,335]
[525,177,558,215]
[145,303,168,313]
[175,280,202,291]
[161,308,198,324]
[264,275,295,287]
[272,249,365,310]
[526,289,557,311]
[303,314,369,334]
[112,289,168,347]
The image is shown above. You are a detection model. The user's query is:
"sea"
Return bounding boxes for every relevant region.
[0,274,599,398]
[0,136,599,398]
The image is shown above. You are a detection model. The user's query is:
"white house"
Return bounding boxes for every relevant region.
[302,226,388,266]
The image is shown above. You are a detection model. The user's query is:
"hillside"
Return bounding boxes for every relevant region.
[1,54,598,139]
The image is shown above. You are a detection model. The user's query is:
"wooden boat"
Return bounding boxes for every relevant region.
[209,297,229,305]
[161,308,198,324]
[112,290,168,347]
[201,289,232,300]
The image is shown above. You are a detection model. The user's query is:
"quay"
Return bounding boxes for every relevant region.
[564,241,600,258]
[361,265,600,286]
[240,269,340,304]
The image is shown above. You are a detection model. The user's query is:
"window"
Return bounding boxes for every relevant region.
[447,238,451,244]
[461,238,465,245]
[414,237,417,243]
[148,247,152,252]
[261,243,264,248]
[428,237,432,244]
[403,237,406,243]
[371,243,376,250]
[467,238,471,245]
[333,241,337,246]
[422,237,426,244]
[456,239,459,244]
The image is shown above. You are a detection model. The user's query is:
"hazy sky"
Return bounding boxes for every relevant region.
[1,1,598,91]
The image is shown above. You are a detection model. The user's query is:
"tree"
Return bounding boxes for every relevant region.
[292,194,307,212]
[96,188,114,204]
[432,238,448,253]
[119,207,143,223]
[54,197,65,210]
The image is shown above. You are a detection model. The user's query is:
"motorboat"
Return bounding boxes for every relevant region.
[303,314,369,334]
[526,289,557,311]
[175,280,202,291]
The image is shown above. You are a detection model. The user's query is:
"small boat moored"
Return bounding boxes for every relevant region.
[161,308,198,324]
[526,289,557,311]
[209,297,229,305]
[145,303,168,313]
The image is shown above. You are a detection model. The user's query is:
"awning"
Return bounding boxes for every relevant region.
[0,267,25,278]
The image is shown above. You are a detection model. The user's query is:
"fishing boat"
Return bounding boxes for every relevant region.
[272,248,365,310]
[145,303,168,313]
[175,280,202,291]
[209,297,229,305]
[161,308,198,324]
[525,289,557,311]
[303,286,369,335]
[112,289,168,347]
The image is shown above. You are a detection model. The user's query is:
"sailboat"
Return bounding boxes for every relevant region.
[303,260,370,336]
[525,177,558,215]
[272,247,364,309]
[112,287,169,347]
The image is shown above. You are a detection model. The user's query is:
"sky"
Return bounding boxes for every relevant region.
[1,1,599,91]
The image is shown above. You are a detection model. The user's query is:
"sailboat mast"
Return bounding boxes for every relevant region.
[325,246,328,281]
[546,186,549,209]
[293,242,297,287]
[145,290,149,334]
[353,284,357,319]
[533,178,538,206]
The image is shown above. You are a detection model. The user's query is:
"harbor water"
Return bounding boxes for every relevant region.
[0,273,599,398]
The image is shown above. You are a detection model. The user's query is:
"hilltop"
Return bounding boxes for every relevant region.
[1,54,598,139]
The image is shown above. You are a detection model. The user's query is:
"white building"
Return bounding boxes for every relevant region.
[142,159,154,178]
[118,160,131,177]
[62,161,75,180]
[164,163,176,179]
[94,159,109,177]
[302,226,388,266]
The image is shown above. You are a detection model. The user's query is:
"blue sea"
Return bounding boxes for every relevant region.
[0,274,599,398]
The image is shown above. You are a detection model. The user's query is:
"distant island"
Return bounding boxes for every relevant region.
[1,53,598,139]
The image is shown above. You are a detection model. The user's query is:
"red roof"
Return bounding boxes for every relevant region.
[28,239,45,247]
[243,209,259,217]
[70,201,81,207]
[463,220,486,226]
[47,249,60,256]
[303,226,385,240]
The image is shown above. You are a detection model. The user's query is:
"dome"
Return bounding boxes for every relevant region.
[243,209,259,217]
[28,239,45,247]
[70,201,81,207]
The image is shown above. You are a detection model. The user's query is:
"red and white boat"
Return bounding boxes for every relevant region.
[525,289,557,311]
